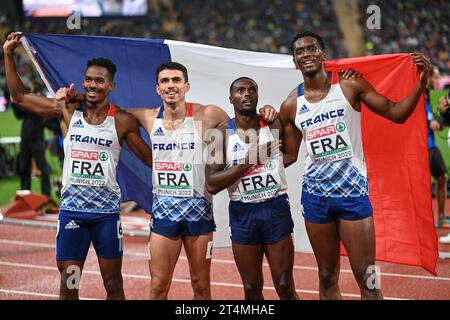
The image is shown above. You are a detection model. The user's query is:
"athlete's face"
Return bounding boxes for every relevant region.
[292,36,327,76]
[83,66,115,104]
[229,80,258,115]
[156,69,190,104]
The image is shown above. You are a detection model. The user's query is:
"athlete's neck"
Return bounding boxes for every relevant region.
[84,100,109,118]
[303,68,331,92]
[235,111,259,131]
[163,101,187,121]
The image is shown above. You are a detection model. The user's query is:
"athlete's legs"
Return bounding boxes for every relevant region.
[232,242,265,300]
[264,234,299,300]
[337,216,383,300]
[57,260,85,300]
[148,232,183,299]
[437,174,448,218]
[305,220,342,300]
[183,232,213,300]
[98,257,125,300]
[31,140,51,196]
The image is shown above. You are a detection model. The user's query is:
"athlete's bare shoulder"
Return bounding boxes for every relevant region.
[193,103,230,128]
[338,76,372,111]
[113,105,137,126]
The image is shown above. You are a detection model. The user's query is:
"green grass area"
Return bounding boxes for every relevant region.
[0,108,21,137]
[0,108,61,206]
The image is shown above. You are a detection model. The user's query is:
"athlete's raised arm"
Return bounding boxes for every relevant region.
[3,32,60,117]
[341,53,430,124]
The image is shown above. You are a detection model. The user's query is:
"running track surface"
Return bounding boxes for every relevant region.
[0,221,449,300]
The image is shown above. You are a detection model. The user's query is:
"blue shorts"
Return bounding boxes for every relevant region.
[56,209,123,261]
[150,217,216,237]
[229,194,294,245]
[301,191,373,224]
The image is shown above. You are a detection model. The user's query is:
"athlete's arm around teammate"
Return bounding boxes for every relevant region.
[205,120,281,195]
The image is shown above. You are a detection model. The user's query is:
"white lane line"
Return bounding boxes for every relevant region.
[0,289,97,300]
[0,260,408,300]
[1,238,448,282]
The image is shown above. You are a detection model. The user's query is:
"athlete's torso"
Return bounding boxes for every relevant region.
[60,103,122,213]
[294,74,369,198]
[150,103,213,221]
[225,117,288,203]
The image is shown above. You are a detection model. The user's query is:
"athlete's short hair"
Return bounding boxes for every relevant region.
[156,62,189,83]
[229,77,258,94]
[86,57,117,81]
[290,31,326,56]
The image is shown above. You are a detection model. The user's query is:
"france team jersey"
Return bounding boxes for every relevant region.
[60,103,121,214]
[150,103,213,222]
[225,117,288,203]
[294,73,369,198]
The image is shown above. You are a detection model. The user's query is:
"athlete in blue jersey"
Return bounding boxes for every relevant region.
[280,31,430,300]
[4,32,153,300]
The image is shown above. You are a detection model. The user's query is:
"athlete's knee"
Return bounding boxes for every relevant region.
[102,273,124,297]
[58,265,81,299]
[151,275,171,298]
[243,280,264,299]
[318,268,339,290]
[273,273,296,299]
[191,275,211,298]
[354,265,380,291]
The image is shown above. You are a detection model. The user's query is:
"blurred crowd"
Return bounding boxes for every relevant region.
[361,0,450,76]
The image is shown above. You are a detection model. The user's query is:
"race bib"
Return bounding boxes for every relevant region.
[238,160,281,203]
[154,161,194,197]
[68,148,110,186]
[305,121,354,164]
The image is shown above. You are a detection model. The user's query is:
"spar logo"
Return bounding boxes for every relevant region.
[99,152,108,161]
[265,160,276,171]
[155,161,192,171]
[183,162,192,171]
[71,149,98,160]
[155,162,182,171]
[244,163,266,177]
[306,125,336,141]
[336,122,346,132]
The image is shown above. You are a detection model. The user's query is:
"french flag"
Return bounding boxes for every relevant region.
[21,33,437,274]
